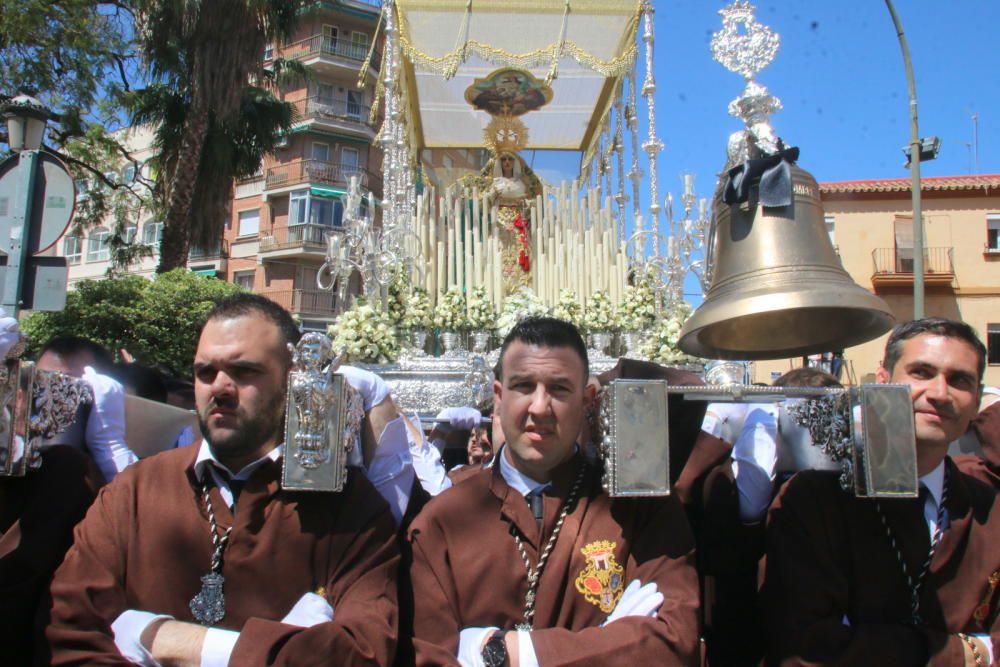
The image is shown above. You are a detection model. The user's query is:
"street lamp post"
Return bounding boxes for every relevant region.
[1,94,51,317]
[883,0,925,319]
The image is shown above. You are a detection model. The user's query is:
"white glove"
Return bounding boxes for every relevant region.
[0,308,21,359]
[457,626,499,667]
[111,609,172,666]
[434,407,482,434]
[282,592,334,627]
[82,366,138,481]
[602,579,664,626]
[337,365,390,411]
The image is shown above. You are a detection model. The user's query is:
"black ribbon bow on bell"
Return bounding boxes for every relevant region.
[722,146,801,208]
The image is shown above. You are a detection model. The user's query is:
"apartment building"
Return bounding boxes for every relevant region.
[57,0,384,332]
[751,174,1000,387]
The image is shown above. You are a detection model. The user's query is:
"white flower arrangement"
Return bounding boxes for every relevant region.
[386,271,410,328]
[495,287,551,339]
[639,301,701,366]
[618,279,658,332]
[583,289,617,332]
[553,288,584,328]
[433,287,469,331]
[328,297,401,364]
[466,286,497,330]
[400,286,433,330]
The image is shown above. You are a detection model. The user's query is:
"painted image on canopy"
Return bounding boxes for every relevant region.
[464,68,553,117]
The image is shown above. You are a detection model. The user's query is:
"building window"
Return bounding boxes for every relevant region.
[234,270,255,291]
[290,191,308,226]
[121,164,137,184]
[63,236,82,264]
[346,91,362,120]
[143,221,163,248]
[311,142,330,163]
[238,209,260,237]
[87,228,110,262]
[123,224,137,244]
[316,83,336,106]
[341,147,360,172]
[990,324,1000,365]
[987,214,1000,252]
[893,215,914,273]
[322,25,338,53]
[263,43,273,60]
[350,31,369,59]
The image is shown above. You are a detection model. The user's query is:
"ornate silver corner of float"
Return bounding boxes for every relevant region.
[0,345,94,477]
[784,384,917,498]
[598,380,672,497]
[711,0,783,164]
[595,380,917,499]
[283,332,364,492]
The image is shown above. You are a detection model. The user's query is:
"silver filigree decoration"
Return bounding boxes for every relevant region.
[289,333,340,469]
[31,371,94,441]
[787,393,855,491]
[711,1,784,157]
[342,384,364,456]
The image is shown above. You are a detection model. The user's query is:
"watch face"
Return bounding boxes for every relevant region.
[482,636,507,667]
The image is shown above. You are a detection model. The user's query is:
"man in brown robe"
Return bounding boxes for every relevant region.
[407,317,699,666]
[765,317,1000,666]
[44,293,399,666]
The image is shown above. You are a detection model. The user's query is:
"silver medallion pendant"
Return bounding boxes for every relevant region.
[190,572,226,626]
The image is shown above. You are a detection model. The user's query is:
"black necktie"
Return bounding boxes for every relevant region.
[214,466,244,509]
[526,490,545,529]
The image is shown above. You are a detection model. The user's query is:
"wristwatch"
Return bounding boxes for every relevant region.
[481,630,508,667]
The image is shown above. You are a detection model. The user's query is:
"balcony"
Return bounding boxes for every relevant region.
[871,247,955,288]
[258,223,337,259]
[280,34,380,76]
[259,288,339,318]
[188,240,229,274]
[264,159,379,198]
[292,96,375,139]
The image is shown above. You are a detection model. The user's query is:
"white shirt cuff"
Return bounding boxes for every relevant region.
[200,627,240,667]
[971,633,994,665]
[517,629,539,667]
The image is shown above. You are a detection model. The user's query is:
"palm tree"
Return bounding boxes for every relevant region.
[130,0,299,272]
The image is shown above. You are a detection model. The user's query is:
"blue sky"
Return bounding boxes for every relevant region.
[534,0,998,218]
[531,0,999,300]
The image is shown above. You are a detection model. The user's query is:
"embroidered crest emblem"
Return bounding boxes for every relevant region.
[574,540,625,613]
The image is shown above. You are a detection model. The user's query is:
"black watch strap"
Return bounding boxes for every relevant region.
[481,630,508,667]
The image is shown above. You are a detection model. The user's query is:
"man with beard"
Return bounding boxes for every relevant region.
[44,293,399,666]
[765,318,1000,666]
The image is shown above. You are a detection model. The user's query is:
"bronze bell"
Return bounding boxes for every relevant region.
[678,164,894,360]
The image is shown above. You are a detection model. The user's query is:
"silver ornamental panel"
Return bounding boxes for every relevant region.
[282,333,364,492]
[0,361,94,477]
[596,381,918,499]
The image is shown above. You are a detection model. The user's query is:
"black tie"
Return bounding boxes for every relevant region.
[214,467,244,509]
[526,490,545,529]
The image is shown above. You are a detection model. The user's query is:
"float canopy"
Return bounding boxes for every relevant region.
[396,0,641,152]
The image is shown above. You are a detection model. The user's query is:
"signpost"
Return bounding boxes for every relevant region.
[0,95,72,317]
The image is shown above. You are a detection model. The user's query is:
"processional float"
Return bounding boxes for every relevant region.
[273,0,917,498]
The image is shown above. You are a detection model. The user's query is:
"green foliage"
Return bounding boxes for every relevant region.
[21,269,241,375]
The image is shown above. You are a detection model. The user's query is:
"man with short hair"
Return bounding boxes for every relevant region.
[45,293,399,665]
[407,317,699,666]
[765,317,1000,666]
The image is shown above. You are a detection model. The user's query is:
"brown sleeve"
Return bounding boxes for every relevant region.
[44,470,135,665]
[763,474,955,667]
[529,497,701,667]
[408,512,463,667]
[230,486,401,666]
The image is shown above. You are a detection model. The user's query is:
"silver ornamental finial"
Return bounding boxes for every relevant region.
[711,1,784,158]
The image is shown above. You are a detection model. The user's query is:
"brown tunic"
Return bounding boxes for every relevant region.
[407,454,700,666]
[0,446,97,665]
[764,458,1000,666]
[44,445,400,666]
